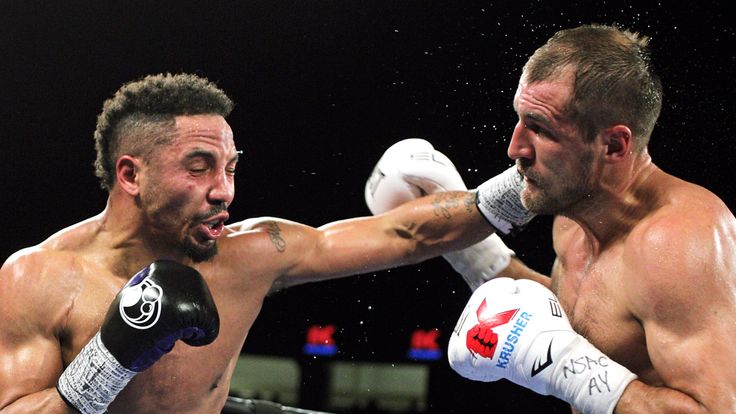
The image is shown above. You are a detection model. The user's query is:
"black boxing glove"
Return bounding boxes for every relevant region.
[57,260,220,414]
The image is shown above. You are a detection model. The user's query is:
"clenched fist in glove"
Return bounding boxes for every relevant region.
[448,278,636,414]
[57,260,220,414]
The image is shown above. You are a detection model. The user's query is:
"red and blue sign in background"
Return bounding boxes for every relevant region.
[302,324,441,361]
[303,325,338,356]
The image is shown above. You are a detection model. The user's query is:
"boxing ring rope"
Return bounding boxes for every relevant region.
[222,396,336,414]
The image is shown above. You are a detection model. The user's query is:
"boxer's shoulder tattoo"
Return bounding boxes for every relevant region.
[262,221,286,252]
[432,192,476,218]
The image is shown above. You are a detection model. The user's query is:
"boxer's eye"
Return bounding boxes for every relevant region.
[188,166,209,176]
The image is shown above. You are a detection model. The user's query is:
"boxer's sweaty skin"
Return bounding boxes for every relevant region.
[500,56,736,412]
[0,114,511,413]
[545,164,736,413]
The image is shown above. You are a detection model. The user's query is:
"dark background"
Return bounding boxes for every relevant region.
[1,1,734,413]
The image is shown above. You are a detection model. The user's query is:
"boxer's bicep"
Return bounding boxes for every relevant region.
[0,253,78,411]
[626,223,736,411]
[281,215,417,284]
[0,329,67,410]
[634,279,732,411]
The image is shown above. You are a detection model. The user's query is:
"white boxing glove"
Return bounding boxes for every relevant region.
[364,138,465,215]
[448,278,637,414]
[364,138,515,290]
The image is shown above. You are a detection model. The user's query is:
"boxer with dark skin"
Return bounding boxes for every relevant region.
[0,74,534,413]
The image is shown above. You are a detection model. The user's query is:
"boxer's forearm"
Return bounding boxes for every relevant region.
[614,380,708,414]
[1,388,75,413]
[305,191,490,280]
[388,191,493,259]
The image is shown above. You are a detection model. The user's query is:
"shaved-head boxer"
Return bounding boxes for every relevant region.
[0,73,536,413]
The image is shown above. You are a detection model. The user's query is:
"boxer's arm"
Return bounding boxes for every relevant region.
[226,193,543,290]
[313,191,492,272]
[234,191,493,289]
[613,213,736,413]
[0,343,71,413]
[364,138,537,290]
[0,258,71,413]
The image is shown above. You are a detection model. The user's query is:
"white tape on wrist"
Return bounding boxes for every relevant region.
[57,332,137,414]
[526,332,637,414]
[553,336,636,414]
[442,233,515,291]
[476,166,535,235]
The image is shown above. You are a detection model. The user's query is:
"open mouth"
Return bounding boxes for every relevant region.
[197,213,229,241]
[204,218,222,230]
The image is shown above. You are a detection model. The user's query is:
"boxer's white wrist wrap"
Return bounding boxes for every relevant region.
[442,233,515,291]
[475,166,535,235]
[57,332,137,414]
[539,333,637,414]
[449,278,636,414]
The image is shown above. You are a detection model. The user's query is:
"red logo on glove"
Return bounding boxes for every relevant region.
[466,300,518,359]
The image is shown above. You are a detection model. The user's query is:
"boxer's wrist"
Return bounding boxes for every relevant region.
[57,332,137,414]
[544,334,637,414]
[442,233,515,291]
[475,166,535,235]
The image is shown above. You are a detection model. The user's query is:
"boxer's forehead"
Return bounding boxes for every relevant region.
[172,114,237,155]
[514,68,574,124]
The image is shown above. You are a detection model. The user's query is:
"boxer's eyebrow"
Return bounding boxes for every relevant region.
[183,149,241,163]
[523,111,552,127]
[184,149,215,161]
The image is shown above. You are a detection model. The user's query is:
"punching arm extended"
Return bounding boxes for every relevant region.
[364,138,534,289]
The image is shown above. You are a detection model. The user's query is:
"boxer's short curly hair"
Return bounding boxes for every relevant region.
[93,73,234,191]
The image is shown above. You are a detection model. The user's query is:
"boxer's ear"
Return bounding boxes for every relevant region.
[116,155,141,196]
[601,125,632,163]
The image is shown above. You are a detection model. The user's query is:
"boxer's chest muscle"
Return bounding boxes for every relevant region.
[551,240,652,375]
[108,340,237,413]
[62,269,260,413]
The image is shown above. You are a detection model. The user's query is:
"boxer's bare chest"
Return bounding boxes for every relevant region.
[108,341,237,413]
[59,262,266,413]
[551,233,654,377]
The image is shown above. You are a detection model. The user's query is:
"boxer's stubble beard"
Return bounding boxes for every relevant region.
[183,205,227,263]
[518,149,595,215]
[184,239,218,263]
[139,187,222,263]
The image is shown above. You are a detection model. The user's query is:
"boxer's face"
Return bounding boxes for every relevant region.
[139,114,238,262]
[508,69,599,215]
